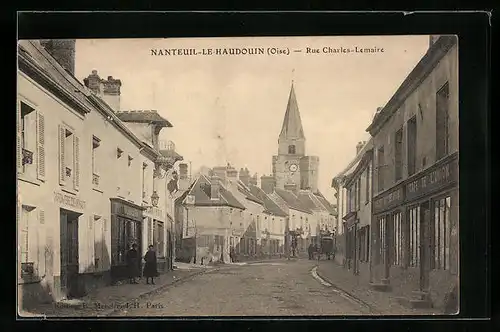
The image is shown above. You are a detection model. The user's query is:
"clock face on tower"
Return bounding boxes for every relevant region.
[289,163,298,172]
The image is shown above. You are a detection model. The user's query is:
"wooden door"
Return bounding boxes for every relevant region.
[60,211,79,298]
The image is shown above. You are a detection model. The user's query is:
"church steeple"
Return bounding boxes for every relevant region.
[279,82,305,140]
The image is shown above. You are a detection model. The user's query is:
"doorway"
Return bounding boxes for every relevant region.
[60,209,81,299]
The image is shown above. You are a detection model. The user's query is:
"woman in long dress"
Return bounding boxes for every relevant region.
[126,243,141,284]
[143,245,158,284]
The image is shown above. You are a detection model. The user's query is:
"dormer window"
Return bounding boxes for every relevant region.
[288,145,296,154]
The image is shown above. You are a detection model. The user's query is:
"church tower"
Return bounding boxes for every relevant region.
[271,82,319,193]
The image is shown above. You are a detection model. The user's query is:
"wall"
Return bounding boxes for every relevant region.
[124,122,154,147]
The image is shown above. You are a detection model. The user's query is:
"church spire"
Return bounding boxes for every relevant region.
[279,82,305,140]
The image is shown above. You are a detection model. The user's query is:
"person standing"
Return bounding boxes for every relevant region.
[126,243,140,284]
[230,246,236,263]
[308,243,315,260]
[143,245,158,285]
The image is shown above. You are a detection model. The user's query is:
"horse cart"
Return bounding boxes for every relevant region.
[316,235,335,261]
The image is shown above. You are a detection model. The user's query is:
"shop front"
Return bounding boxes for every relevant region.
[370,152,458,308]
[110,198,144,281]
[143,205,169,272]
[343,212,358,274]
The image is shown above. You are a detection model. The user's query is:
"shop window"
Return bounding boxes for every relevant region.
[407,116,417,176]
[436,82,450,160]
[111,217,141,266]
[432,196,451,270]
[409,206,421,267]
[378,216,386,263]
[92,136,101,189]
[395,128,403,181]
[58,124,80,191]
[392,212,403,266]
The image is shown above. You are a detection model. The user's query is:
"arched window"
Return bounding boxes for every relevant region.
[288,145,296,154]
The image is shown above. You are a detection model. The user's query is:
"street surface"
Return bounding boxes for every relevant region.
[110,259,371,316]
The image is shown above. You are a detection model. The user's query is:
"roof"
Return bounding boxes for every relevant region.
[331,138,373,188]
[313,191,338,216]
[296,192,321,211]
[184,175,246,210]
[248,185,288,217]
[116,110,173,127]
[279,83,305,140]
[274,188,312,214]
[366,36,457,136]
[237,181,264,205]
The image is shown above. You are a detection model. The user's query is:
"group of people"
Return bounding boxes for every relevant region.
[126,243,159,285]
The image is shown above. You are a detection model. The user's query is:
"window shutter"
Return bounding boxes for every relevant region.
[38,209,46,275]
[17,102,23,173]
[73,136,80,191]
[58,125,66,185]
[36,111,46,181]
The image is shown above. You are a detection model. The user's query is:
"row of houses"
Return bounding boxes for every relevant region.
[17,39,184,309]
[174,164,337,264]
[331,35,459,311]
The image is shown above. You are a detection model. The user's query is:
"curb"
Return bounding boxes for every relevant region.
[314,265,382,315]
[104,267,218,316]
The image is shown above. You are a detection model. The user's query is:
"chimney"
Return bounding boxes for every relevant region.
[212,166,228,186]
[83,70,102,95]
[40,39,76,75]
[226,166,238,186]
[429,35,441,48]
[356,141,365,155]
[102,75,122,112]
[239,167,250,186]
[179,163,188,180]
[249,173,258,186]
[261,175,276,194]
[210,176,221,200]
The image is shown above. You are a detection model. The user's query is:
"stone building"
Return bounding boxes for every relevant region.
[366,35,458,311]
[17,40,181,310]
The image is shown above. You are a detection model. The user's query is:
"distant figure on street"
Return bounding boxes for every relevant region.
[126,243,140,284]
[230,246,236,263]
[308,243,315,260]
[143,245,158,285]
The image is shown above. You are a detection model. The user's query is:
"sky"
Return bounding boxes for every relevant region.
[74,35,430,200]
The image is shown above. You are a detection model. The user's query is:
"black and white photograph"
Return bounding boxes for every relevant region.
[17,34,459,317]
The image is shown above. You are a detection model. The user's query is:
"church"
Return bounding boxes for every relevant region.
[261,82,337,246]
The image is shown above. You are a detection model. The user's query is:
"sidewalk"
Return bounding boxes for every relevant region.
[20,264,217,318]
[315,261,442,315]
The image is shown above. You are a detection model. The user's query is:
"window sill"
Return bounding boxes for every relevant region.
[18,175,42,186]
[93,187,104,194]
[61,187,77,196]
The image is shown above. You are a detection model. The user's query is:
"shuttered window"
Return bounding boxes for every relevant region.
[58,125,80,191]
[18,101,40,180]
[436,83,450,160]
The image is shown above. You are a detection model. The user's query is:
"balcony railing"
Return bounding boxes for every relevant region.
[22,149,33,166]
[92,173,100,186]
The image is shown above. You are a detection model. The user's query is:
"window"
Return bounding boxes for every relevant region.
[436,82,450,160]
[19,206,44,279]
[409,206,421,267]
[365,165,371,204]
[128,155,133,167]
[395,128,403,181]
[153,220,165,258]
[356,178,361,211]
[58,125,80,191]
[288,145,296,154]
[407,116,417,176]
[142,163,148,201]
[432,196,451,270]
[377,147,385,191]
[378,216,386,263]
[391,212,403,266]
[92,137,101,188]
[18,101,45,180]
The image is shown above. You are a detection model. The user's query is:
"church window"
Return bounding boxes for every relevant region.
[288,145,296,154]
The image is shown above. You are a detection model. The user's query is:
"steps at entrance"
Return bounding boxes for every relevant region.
[395,290,433,309]
[369,279,392,292]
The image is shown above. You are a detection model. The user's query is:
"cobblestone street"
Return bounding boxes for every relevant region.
[109,259,372,317]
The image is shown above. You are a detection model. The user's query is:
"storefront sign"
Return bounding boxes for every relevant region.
[54,192,86,210]
[406,156,458,202]
[111,199,143,221]
[372,186,404,214]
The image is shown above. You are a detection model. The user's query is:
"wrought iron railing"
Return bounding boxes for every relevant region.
[22,149,33,165]
[92,173,100,186]
[65,167,72,177]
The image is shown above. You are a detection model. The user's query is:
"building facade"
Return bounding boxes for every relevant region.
[366,35,458,310]
[17,40,180,309]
